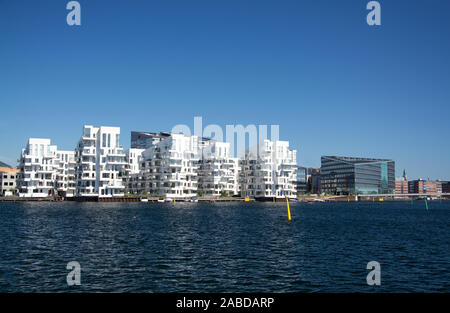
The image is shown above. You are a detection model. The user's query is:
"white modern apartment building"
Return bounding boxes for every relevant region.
[55,150,76,197]
[140,133,201,198]
[197,141,239,196]
[17,138,59,197]
[240,140,297,200]
[75,125,126,198]
[122,148,145,195]
[125,148,145,175]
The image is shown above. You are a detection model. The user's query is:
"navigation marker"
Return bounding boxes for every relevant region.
[286,196,291,221]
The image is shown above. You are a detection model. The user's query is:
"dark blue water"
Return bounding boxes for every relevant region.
[0,201,449,292]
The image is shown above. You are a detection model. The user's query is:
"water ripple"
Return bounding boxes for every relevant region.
[0,201,449,292]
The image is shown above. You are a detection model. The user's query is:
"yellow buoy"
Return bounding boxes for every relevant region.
[244,197,250,202]
[286,197,291,221]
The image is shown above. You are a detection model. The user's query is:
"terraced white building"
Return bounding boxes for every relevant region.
[122,148,145,195]
[75,125,126,198]
[55,150,76,197]
[240,140,297,200]
[17,138,59,197]
[124,148,145,175]
[140,133,202,198]
[197,141,239,197]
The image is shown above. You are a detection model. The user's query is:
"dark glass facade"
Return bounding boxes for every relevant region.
[442,181,450,193]
[295,166,308,194]
[130,131,170,149]
[321,156,395,195]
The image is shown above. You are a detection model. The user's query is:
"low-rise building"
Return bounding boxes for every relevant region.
[441,181,450,194]
[395,179,409,194]
[408,179,439,194]
[436,181,443,194]
[395,170,409,194]
[0,167,19,196]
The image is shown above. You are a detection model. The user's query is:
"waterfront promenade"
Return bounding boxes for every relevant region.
[1,194,449,203]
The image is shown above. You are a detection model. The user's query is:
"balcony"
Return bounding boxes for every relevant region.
[81,136,96,141]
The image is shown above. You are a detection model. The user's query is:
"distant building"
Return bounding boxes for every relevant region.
[436,181,443,194]
[0,161,11,168]
[408,179,439,194]
[320,156,395,195]
[0,167,19,196]
[308,168,321,194]
[130,131,170,149]
[294,167,321,195]
[395,179,409,194]
[395,169,408,194]
[295,166,308,195]
[441,181,450,193]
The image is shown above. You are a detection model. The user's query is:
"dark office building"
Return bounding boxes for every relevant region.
[308,168,321,194]
[295,167,321,195]
[320,156,395,195]
[442,181,450,193]
[295,166,308,194]
[130,131,171,149]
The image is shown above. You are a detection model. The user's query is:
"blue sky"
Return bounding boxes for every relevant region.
[0,0,449,180]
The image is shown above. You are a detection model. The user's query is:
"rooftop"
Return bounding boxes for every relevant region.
[0,161,11,168]
[0,167,19,174]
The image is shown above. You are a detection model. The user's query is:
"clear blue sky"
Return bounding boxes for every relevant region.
[1,0,449,180]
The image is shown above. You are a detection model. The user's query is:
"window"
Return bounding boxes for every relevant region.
[83,127,91,137]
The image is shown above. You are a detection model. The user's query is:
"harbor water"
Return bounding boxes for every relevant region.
[0,201,449,292]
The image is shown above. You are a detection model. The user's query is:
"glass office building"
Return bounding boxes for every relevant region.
[320,156,395,195]
[295,166,308,195]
